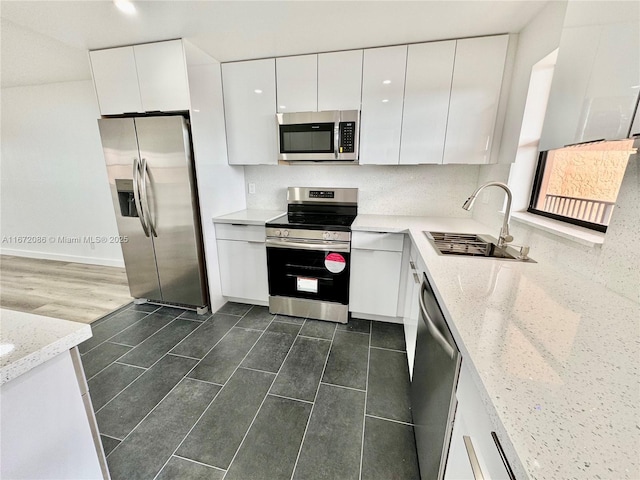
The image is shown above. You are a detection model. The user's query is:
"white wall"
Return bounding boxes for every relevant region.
[185,42,247,312]
[1,80,123,266]
[245,164,480,217]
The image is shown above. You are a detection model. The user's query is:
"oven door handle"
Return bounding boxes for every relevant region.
[266,238,350,253]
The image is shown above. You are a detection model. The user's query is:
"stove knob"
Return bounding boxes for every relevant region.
[283,230,289,237]
[333,232,339,240]
[274,230,282,237]
[323,231,331,240]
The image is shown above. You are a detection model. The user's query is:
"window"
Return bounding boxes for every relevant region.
[528,139,636,232]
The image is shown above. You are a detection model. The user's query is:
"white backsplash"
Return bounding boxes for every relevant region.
[244,164,481,216]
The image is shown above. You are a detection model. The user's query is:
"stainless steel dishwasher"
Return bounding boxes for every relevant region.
[411,273,462,480]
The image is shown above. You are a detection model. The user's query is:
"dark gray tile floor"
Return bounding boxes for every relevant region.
[80,302,419,480]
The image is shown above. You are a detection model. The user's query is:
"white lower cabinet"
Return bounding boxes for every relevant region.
[349,232,404,318]
[214,224,268,304]
[446,364,513,480]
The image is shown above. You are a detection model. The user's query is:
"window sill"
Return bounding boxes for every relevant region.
[509,211,605,247]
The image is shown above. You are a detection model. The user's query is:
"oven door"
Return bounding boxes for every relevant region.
[266,238,350,305]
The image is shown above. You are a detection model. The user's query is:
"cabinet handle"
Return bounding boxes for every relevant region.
[409,260,416,270]
[231,223,249,226]
[491,432,517,480]
[463,436,486,480]
[413,272,420,284]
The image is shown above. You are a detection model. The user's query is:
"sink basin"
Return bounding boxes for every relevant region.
[425,232,535,262]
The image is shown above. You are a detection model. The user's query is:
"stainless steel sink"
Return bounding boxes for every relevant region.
[425,232,535,262]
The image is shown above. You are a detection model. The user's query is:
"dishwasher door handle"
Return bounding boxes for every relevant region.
[419,281,455,359]
[463,436,486,480]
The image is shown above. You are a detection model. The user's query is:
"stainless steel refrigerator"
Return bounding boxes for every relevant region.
[98,115,208,311]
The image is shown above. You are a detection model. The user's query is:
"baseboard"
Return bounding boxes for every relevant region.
[350,311,403,324]
[0,248,125,268]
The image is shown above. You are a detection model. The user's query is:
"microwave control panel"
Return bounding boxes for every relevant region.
[339,122,356,153]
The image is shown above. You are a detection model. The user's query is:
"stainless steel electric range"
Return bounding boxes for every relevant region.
[265,187,358,324]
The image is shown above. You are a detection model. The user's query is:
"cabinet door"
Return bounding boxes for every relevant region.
[134,40,190,112]
[400,41,456,165]
[577,22,640,142]
[276,54,317,113]
[349,249,402,317]
[540,2,639,149]
[216,240,269,302]
[89,47,143,115]
[318,50,363,111]
[443,35,508,165]
[360,45,408,165]
[222,59,277,165]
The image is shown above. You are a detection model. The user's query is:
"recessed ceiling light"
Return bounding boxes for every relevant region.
[382,80,391,85]
[114,0,136,15]
[279,105,286,109]
[382,99,389,103]
[254,89,263,94]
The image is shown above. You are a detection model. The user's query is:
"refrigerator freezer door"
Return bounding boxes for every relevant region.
[98,118,162,301]
[134,116,207,307]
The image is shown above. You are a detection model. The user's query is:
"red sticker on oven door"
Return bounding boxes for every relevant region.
[325,253,346,273]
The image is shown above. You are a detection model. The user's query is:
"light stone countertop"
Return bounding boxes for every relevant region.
[0,309,92,385]
[354,214,640,480]
[212,209,285,226]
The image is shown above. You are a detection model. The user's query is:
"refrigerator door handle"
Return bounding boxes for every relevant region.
[132,157,150,237]
[140,158,158,237]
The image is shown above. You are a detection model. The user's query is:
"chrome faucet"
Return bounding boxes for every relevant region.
[462,181,514,248]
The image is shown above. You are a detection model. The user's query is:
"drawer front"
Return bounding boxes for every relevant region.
[214,223,266,242]
[352,231,404,252]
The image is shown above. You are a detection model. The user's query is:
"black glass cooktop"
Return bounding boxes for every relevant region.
[267,202,358,231]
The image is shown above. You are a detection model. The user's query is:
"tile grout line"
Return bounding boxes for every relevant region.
[221,314,309,480]
[172,454,227,473]
[320,381,366,393]
[370,345,407,354]
[167,352,202,362]
[81,308,158,356]
[289,322,337,480]
[268,392,314,405]
[113,361,147,370]
[297,333,333,342]
[359,322,372,480]
[95,305,252,421]
[155,307,276,480]
[100,432,123,442]
[85,316,185,382]
[365,413,415,427]
[185,377,225,387]
[240,365,278,376]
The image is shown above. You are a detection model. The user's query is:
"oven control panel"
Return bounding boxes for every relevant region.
[266,228,351,243]
[308,190,335,199]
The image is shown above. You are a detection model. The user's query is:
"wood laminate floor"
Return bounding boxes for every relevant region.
[0,255,132,324]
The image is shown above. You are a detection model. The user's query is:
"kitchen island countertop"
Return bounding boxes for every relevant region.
[353,214,639,480]
[0,309,92,385]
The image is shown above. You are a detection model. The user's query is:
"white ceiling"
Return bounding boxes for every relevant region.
[0,0,549,88]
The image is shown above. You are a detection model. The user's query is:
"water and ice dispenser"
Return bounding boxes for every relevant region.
[115,179,139,218]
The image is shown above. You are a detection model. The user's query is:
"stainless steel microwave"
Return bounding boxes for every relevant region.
[276,110,360,162]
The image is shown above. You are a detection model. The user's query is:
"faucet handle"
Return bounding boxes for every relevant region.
[517,245,530,260]
[503,234,514,244]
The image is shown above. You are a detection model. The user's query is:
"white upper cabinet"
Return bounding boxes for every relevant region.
[222,59,278,165]
[276,54,317,113]
[443,35,509,164]
[400,41,456,165]
[318,50,363,111]
[133,40,190,112]
[540,2,640,150]
[360,45,408,165]
[90,40,190,115]
[89,47,143,115]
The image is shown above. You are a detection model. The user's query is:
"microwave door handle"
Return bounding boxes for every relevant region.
[132,157,150,237]
[334,112,340,159]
